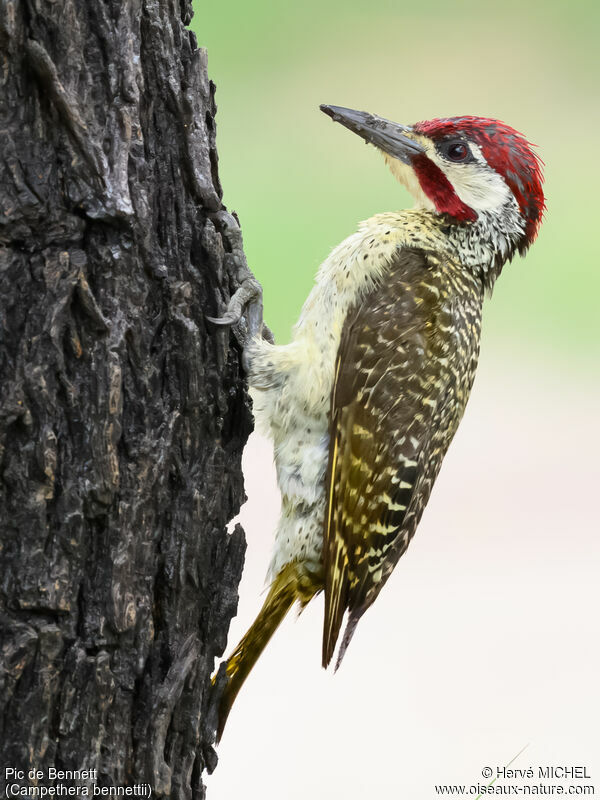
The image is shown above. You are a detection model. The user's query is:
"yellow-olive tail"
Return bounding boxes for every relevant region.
[215,563,316,742]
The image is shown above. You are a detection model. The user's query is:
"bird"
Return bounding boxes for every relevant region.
[209,104,545,741]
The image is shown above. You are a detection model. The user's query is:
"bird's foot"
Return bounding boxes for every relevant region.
[206,211,273,370]
[206,274,267,340]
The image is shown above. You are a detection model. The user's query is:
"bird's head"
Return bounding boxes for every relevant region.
[320,105,545,261]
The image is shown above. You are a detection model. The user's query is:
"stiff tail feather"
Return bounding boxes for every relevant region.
[334,607,365,671]
[215,563,312,742]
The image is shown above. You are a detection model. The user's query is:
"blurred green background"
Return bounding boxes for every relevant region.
[191,0,599,363]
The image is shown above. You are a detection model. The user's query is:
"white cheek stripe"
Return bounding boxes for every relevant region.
[428,141,513,213]
[451,166,512,212]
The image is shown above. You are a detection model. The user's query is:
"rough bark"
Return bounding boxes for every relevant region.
[0,1,251,797]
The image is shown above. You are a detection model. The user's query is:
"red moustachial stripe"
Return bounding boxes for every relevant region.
[414,116,545,244]
[411,153,477,222]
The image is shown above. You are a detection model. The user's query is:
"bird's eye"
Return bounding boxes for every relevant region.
[447,142,469,162]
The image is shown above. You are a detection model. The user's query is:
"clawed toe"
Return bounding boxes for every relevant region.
[207,276,266,344]
[206,311,244,327]
[206,211,273,360]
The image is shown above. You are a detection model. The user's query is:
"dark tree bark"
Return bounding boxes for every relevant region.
[0,1,251,797]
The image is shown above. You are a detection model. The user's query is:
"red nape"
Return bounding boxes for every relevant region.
[412,154,477,222]
[414,116,545,243]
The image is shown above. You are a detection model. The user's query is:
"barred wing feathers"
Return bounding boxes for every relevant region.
[322,248,450,669]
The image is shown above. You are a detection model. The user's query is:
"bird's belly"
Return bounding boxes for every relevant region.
[266,410,329,580]
[255,215,417,581]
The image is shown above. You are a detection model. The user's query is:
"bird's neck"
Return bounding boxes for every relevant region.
[438,199,526,292]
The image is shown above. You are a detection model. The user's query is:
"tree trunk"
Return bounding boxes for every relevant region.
[0,2,250,797]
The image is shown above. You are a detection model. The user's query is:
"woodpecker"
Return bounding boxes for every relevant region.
[211,105,545,741]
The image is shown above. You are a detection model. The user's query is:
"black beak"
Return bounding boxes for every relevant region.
[320,104,425,164]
